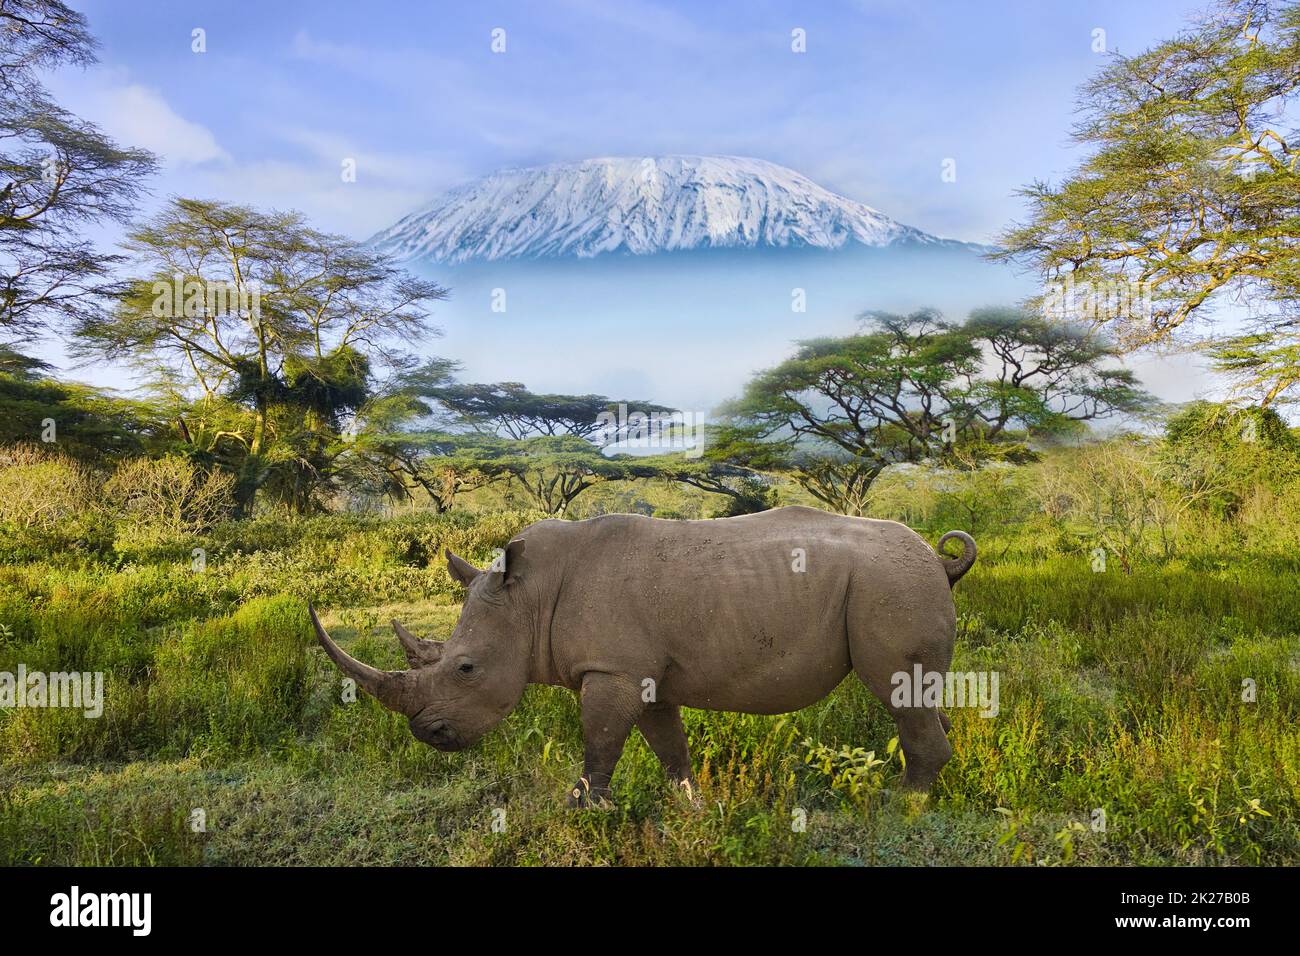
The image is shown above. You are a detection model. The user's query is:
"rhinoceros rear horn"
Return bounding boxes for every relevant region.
[445,550,482,587]
[308,602,412,714]
[392,619,442,668]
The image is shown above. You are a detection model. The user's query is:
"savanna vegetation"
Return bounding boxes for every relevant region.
[1,0,1298,866]
[1,399,1297,866]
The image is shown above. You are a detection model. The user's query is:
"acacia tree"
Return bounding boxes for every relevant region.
[718,308,1152,513]
[75,197,449,511]
[996,0,1300,406]
[0,0,156,342]
[319,358,509,511]
[702,421,890,516]
[959,307,1152,435]
[657,459,777,515]
[496,435,660,515]
[414,381,698,512]
[426,381,676,444]
[341,426,514,512]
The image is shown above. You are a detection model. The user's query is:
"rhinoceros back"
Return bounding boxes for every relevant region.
[526,507,956,714]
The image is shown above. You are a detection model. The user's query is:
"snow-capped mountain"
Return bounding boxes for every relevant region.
[370,155,955,264]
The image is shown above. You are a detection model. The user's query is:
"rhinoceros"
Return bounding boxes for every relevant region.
[309,505,975,805]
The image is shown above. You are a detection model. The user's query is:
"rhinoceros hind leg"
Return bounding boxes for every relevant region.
[636,702,695,790]
[846,633,955,791]
[893,706,953,792]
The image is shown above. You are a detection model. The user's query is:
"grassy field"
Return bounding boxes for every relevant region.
[1,505,1297,866]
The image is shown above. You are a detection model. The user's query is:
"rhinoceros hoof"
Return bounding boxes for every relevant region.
[673,777,702,806]
[567,778,614,809]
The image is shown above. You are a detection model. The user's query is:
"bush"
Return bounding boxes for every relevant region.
[106,456,236,558]
[0,444,111,557]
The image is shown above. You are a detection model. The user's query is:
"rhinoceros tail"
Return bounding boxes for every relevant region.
[936,530,976,587]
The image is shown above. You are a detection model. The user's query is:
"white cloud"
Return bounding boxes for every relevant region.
[94,83,229,166]
[43,60,230,168]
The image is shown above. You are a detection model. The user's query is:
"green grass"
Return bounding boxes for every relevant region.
[1,510,1297,866]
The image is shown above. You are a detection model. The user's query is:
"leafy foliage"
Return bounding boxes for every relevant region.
[997,0,1300,405]
[717,308,1152,513]
[72,197,451,513]
[0,0,156,341]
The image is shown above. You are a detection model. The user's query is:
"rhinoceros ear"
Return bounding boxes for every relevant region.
[445,550,482,587]
[485,538,526,590]
[392,620,443,668]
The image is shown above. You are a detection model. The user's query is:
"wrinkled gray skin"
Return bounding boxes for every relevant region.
[310,505,976,806]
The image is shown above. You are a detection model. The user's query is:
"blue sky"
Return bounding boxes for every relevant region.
[55,0,1207,243]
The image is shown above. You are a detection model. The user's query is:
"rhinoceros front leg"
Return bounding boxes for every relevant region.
[636,702,696,796]
[569,672,642,808]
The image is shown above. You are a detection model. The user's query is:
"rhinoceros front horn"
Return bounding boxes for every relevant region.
[308,602,412,714]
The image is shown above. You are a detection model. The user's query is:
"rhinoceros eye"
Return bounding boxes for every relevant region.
[458,662,475,674]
